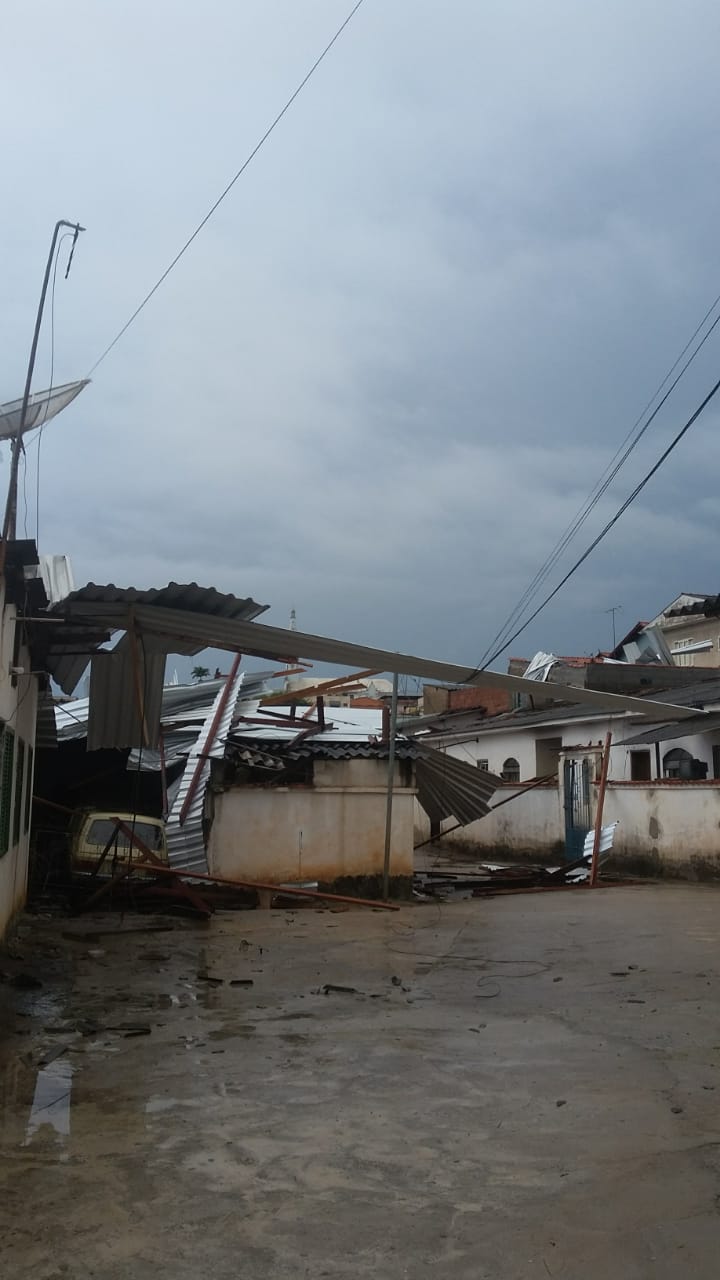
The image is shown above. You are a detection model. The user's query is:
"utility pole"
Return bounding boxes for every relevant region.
[382,670,399,900]
[2,219,84,546]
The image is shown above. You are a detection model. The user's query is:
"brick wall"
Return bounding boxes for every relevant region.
[422,683,513,717]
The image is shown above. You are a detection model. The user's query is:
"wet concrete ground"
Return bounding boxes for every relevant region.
[2,884,720,1278]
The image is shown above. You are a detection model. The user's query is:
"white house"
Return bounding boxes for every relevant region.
[0,557,42,938]
[410,675,720,880]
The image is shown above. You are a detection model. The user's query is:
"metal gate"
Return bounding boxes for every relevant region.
[563,757,592,861]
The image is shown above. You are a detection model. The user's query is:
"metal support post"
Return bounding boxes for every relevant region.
[382,671,399,900]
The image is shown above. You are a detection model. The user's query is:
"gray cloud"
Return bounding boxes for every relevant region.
[3,0,720,677]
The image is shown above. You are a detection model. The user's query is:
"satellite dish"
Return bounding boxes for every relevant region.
[0,379,89,441]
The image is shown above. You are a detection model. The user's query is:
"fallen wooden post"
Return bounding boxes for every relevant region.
[129,861,401,910]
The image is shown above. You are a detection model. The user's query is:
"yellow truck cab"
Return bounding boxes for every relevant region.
[70,810,168,877]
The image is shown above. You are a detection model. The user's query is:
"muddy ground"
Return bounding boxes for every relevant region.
[2,884,720,1278]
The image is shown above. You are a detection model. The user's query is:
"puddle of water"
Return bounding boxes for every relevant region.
[24,1056,74,1145]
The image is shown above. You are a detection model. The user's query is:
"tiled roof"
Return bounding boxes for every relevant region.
[667,595,720,618]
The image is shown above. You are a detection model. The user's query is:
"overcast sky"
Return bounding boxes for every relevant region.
[3,0,720,678]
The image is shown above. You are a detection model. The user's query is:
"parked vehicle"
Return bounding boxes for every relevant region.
[69,809,168,877]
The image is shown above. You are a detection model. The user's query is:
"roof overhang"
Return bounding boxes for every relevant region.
[44,597,701,722]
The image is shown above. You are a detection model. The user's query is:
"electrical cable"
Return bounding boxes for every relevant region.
[18,230,75,545]
[34,231,72,545]
[86,0,368,378]
[475,368,720,671]
[477,295,720,668]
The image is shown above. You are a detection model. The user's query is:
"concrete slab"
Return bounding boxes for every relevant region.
[2,885,720,1277]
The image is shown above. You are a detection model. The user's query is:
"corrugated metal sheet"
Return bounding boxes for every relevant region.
[229,705,385,743]
[44,582,268,693]
[54,601,699,722]
[38,555,75,605]
[619,712,720,746]
[166,669,248,872]
[54,697,91,741]
[54,672,273,746]
[583,822,618,856]
[87,642,165,750]
[415,746,501,826]
[53,580,268,620]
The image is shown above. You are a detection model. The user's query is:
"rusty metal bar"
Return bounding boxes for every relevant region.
[260,668,381,706]
[75,862,133,913]
[128,861,400,910]
[111,817,165,867]
[589,731,612,887]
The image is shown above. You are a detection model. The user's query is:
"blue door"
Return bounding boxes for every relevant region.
[563,757,592,861]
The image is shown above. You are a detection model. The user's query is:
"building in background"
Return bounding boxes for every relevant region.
[409,670,720,880]
[651,594,720,668]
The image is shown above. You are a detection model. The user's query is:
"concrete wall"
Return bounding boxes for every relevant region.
[415,771,720,880]
[208,757,414,885]
[0,589,38,939]
[603,783,720,878]
[414,785,562,857]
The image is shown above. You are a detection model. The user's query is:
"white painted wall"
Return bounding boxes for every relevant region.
[208,757,414,884]
[414,786,562,856]
[416,708,720,877]
[437,714,720,785]
[603,783,720,877]
[439,719,614,783]
[0,589,38,938]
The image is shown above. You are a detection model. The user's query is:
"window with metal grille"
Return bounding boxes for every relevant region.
[24,745,34,832]
[477,758,489,772]
[502,757,520,783]
[13,739,25,846]
[0,728,15,856]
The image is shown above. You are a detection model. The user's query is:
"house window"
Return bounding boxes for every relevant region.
[477,758,489,773]
[630,750,651,781]
[0,727,15,856]
[663,747,693,779]
[674,639,695,668]
[501,757,520,783]
[24,746,34,833]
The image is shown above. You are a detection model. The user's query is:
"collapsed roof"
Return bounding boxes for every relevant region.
[33,582,701,751]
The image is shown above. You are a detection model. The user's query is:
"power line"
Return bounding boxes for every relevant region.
[475,368,720,672]
[86,0,368,377]
[477,292,720,666]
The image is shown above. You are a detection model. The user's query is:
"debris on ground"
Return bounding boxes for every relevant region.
[413,853,607,900]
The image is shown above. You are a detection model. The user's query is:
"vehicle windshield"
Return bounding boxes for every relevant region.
[85,819,164,853]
